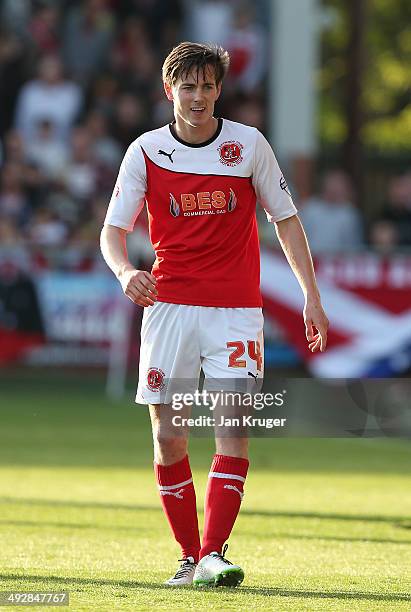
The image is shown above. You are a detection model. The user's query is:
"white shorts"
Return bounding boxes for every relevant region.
[135,302,264,405]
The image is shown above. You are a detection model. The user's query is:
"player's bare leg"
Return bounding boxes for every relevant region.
[215,435,248,459]
[149,403,189,465]
[149,404,201,585]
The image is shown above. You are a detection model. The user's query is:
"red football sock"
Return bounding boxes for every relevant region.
[154,454,201,562]
[200,454,249,559]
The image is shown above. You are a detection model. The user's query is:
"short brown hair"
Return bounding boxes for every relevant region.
[162,42,230,87]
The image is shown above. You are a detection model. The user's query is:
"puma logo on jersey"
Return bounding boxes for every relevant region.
[248,371,258,382]
[158,148,175,163]
[169,189,237,217]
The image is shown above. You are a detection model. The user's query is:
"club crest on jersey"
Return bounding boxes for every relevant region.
[168,189,237,217]
[147,367,165,392]
[218,141,244,166]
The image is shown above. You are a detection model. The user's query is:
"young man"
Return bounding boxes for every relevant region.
[100,42,328,587]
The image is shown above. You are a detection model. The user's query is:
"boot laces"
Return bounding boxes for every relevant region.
[213,543,233,565]
[173,558,196,579]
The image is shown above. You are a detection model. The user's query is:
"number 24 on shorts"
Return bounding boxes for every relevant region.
[227,340,262,371]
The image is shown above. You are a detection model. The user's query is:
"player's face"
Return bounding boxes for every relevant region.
[165,65,221,130]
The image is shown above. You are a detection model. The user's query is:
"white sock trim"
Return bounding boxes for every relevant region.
[208,471,246,483]
[158,477,193,491]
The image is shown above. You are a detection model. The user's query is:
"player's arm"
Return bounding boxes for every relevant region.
[100,225,157,307]
[252,129,328,352]
[101,140,156,307]
[275,215,328,353]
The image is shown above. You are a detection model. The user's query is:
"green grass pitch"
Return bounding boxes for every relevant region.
[0,370,410,611]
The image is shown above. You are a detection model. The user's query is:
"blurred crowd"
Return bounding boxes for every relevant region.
[298,170,411,254]
[0,0,410,270]
[0,0,268,267]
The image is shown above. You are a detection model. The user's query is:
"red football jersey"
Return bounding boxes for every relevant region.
[104,118,297,307]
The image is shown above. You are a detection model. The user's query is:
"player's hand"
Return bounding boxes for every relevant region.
[304,298,329,353]
[119,268,158,307]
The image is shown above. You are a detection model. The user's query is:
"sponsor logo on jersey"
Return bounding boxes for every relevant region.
[147,367,165,392]
[218,141,244,166]
[169,189,237,217]
[280,175,291,196]
[170,193,180,217]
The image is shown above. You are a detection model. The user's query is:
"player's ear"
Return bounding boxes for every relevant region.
[215,82,222,101]
[164,81,173,101]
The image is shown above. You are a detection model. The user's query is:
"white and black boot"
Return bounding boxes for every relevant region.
[164,556,197,586]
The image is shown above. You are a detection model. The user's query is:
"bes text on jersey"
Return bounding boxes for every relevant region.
[169,189,237,218]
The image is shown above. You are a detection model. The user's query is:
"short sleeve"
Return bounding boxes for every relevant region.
[252,130,297,223]
[104,140,147,232]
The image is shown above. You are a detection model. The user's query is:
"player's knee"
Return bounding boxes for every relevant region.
[152,429,187,464]
[153,430,187,451]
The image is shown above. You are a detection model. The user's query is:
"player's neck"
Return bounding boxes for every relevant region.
[173,116,219,145]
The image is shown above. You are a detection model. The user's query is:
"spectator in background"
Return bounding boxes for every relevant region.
[28,4,61,55]
[0,29,30,138]
[0,163,29,228]
[43,185,78,230]
[151,81,175,126]
[225,3,266,94]
[61,127,98,203]
[0,0,32,39]
[184,0,234,48]
[2,130,26,165]
[111,93,149,150]
[0,216,23,246]
[85,109,122,170]
[113,38,158,102]
[369,220,399,253]
[229,93,265,131]
[2,128,48,212]
[110,16,150,74]
[25,119,69,180]
[372,174,411,247]
[22,159,49,214]
[69,194,110,249]
[299,170,363,253]
[110,18,158,106]
[14,54,83,143]
[63,0,114,84]
[28,206,67,247]
[90,74,120,117]
[125,0,184,54]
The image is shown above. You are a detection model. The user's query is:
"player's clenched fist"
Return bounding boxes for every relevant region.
[120,269,157,307]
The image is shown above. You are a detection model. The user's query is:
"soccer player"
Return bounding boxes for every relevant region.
[100,42,328,587]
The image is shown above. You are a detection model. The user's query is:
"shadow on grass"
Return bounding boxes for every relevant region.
[250,531,411,546]
[0,520,144,532]
[1,519,410,546]
[0,574,409,603]
[243,509,411,524]
[1,497,410,526]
